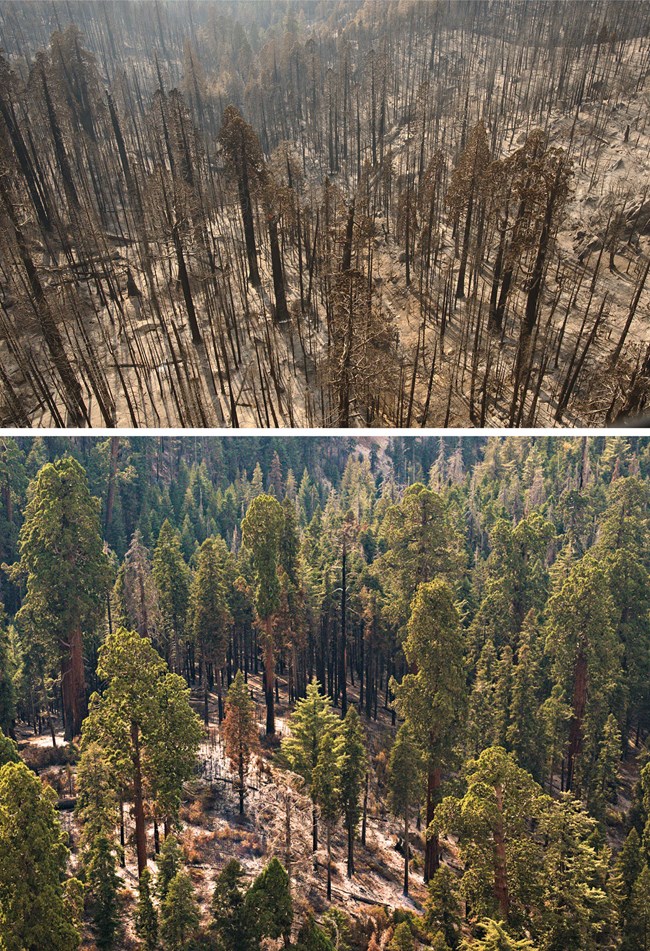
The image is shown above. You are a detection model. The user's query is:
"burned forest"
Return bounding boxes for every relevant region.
[1,0,650,427]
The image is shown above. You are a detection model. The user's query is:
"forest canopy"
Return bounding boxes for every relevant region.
[0,434,649,948]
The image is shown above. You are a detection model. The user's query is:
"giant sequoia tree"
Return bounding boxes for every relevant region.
[242,493,284,735]
[392,579,466,882]
[4,458,112,739]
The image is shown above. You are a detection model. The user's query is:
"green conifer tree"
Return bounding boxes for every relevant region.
[159,870,200,951]
[336,704,367,878]
[281,678,339,851]
[0,761,81,951]
[388,725,422,896]
[135,868,158,951]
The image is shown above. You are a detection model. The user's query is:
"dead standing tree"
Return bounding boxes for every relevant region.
[326,269,397,426]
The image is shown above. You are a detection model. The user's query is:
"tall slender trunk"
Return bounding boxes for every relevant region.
[131,720,147,877]
[403,805,410,896]
[172,224,202,343]
[347,818,354,878]
[239,745,245,815]
[326,824,332,901]
[567,651,587,792]
[268,215,289,322]
[105,437,119,534]
[493,782,510,920]
[264,617,275,734]
[424,766,441,882]
[0,175,87,424]
[361,772,368,847]
[340,537,348,716]
[456,191,474,299]
[239,139,261,287]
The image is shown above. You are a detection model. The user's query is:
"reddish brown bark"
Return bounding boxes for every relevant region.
[61,623,86,741]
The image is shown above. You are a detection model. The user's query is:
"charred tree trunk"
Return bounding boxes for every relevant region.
[268,214,289,322]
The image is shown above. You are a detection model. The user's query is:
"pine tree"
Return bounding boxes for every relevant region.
[118,530,162,641]
[389,921,415,951]
[462,920,536,950]
[313,730,342,901]
[392,579,467,882]
[85,833,121,950]
[388,725,423,896]
[0,607,16,736]
[4,457,112,739]
[590,713,622,818]
[222,670,259,815]
[0,761,81,951]
[545,555,620,796]
[245,857,293,945]
[629,866,650,951]
[295,915,336,951]
[539,794,619,950]
[425,867,462,950]
[188,536,232,724]
[157,834,183,904]
[241,494,284,734]
[211,859,254,951]
[135,868,158,951]
[281,678,339,851]
[432,747,547,928]
[505,612,544,781]
[152,520,191,675]
[336,705,367,878]
[159,870,200,951]
[379,483,460,634]
[76,742,118,850]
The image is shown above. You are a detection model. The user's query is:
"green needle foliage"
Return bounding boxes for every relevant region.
[222,669,259,815]
[245,857,293,946]
[159,870,200,951]
[0,761,81,951]
[4,457,112,739]
[135,868,158,951]
[82,628,202,876]
[211,860,255,951]
[281,678,339,851]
